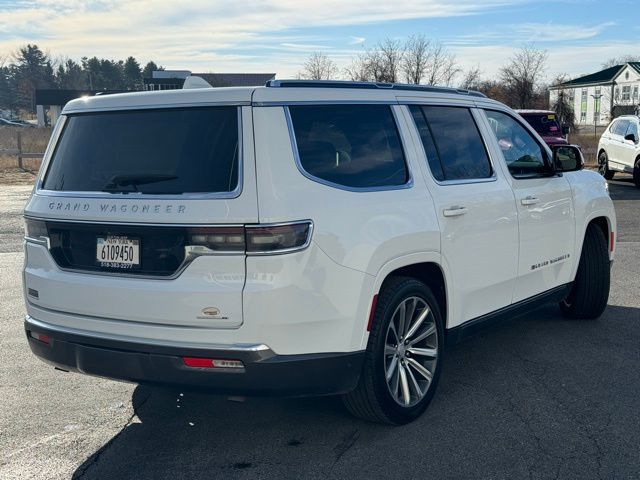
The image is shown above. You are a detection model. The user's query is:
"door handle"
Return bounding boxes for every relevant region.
[521,196,539,206]
[443,206,468,217]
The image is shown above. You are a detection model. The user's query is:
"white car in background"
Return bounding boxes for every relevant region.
[597,115,640,186]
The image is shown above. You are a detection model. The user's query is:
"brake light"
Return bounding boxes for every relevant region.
[187,226,245,252]
[245,221,312,254]
[187,221,312,255]
[24,218,48,240]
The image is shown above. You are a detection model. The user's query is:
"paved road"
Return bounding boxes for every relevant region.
[1,179,639,480]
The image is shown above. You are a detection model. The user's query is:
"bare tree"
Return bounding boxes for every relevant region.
[548,74,575,132]
[343,36,459,86]
[344,53,371,82]
[402,35,430,84]
[601,55,640,69]
[500,45,548,108]
[377,38,404,83]
[299,52,338,80]
[424,43,460,86]
[459,65,482,90]
[343,40,403,83]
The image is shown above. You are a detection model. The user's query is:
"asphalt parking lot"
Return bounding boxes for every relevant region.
[1,176,639,480]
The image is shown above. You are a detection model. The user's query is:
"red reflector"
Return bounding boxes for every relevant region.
[182,357,244,369]
[29,331,50,344]
[183,357,214,368]
[610,231,615,252]
[367,294,379,332]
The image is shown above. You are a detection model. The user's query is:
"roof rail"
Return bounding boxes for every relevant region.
[265,79,486,98]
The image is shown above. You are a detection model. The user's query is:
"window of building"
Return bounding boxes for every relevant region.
[622,86,631,102]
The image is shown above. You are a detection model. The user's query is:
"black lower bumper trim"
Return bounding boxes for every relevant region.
[25,321,364,397]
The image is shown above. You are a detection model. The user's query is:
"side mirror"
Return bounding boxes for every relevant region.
[624,133,638,144]
[561,125,570,135]
[552,145,584,172]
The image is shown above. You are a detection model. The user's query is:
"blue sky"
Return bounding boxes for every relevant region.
[0,0,638,83]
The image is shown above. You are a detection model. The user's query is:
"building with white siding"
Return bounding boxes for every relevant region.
[549,62,640,127]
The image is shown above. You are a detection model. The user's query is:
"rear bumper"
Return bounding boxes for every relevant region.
[25,316,364,397]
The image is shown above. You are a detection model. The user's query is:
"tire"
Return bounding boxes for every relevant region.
[598,150,614,180]
[634,158,640,189]
[342,276,444,425]
[560,225,610,319]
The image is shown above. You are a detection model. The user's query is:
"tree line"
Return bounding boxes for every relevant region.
[299,37,554,111]
[0,44,163,114]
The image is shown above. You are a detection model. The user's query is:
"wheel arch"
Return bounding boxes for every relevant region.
[571,213,615,281]
[366,253,451,336]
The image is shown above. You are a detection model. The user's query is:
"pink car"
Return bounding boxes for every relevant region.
[516,110,569,147]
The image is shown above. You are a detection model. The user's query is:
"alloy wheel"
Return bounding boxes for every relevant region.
[384,296,438,407]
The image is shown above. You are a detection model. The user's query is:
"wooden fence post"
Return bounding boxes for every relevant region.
[16,130,23,170]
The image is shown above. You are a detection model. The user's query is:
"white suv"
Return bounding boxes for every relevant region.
[23,80,616,424]
[597,115,640,186]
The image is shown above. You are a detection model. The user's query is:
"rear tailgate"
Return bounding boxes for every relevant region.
[24,104,257,330]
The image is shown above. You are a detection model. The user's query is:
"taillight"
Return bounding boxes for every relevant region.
[24,218,48,240]
[187,226,245,253]
[186,221,312,255]
[245,221,312,254]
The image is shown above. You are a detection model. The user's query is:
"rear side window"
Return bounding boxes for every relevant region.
[613,120,630,136]
[288,105,408,189]
[409,105,492,181]
[43,107,239,194]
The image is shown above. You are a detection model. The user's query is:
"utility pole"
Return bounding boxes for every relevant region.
[591,93,603,138]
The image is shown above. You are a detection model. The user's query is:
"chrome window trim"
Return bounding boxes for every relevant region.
[403,104,498,186]
[255,100,399,107]
[284,105,414,193]
[35,115,67,192]
[36,106,244,201]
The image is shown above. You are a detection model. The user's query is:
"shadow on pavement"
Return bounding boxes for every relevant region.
[71,303,640,480]
[607,175,640,201]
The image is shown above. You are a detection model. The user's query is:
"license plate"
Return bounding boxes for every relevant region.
[96,236,140,269]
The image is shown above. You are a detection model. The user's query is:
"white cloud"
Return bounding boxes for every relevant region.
[349,36,366,45]
[0,0,527,72]
[515,21,616,42]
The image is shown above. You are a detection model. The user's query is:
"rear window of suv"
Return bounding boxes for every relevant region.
[43,106,239,195]
[288,105,409,189]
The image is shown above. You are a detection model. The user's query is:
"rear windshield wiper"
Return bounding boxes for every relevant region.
[103,174,178,193]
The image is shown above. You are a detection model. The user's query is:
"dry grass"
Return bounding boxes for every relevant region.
[0,125,50,184]
[567,133,600,166]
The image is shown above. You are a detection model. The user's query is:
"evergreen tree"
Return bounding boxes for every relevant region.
[11,44,55,112]
[123,56,142,90]
[142,60,163,79]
